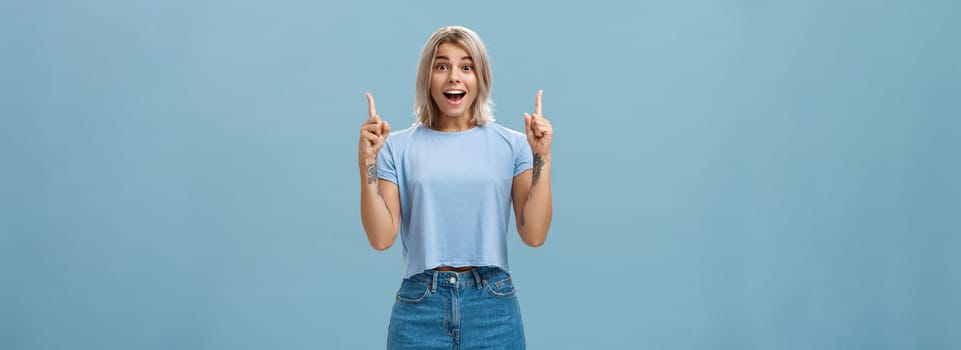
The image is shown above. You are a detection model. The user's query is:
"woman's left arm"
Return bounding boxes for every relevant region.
[513,90,553,247]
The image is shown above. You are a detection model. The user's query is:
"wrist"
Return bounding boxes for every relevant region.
[358,156,376,168]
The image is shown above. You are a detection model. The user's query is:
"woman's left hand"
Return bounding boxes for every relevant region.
[524,90,553,156]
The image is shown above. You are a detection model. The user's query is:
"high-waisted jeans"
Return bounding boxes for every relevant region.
[387,267,526,349]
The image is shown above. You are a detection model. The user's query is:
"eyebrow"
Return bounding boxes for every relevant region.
[434,55,473,61]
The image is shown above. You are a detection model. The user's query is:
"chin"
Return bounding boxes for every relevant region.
[439,108,466,118]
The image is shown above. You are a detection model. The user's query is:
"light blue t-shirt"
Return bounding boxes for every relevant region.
[377,123,533,278]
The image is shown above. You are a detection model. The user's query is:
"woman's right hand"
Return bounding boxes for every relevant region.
[358,92,391,165]
[358,92,400,250]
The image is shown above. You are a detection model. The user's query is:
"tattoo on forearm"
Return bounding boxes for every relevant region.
[367,164,377,184]
[530,153,545,194]
[521,153,546,227]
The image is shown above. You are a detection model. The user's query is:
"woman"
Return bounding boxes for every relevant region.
[357,25,553,349]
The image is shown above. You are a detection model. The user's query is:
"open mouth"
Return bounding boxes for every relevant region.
[443,90,466,104]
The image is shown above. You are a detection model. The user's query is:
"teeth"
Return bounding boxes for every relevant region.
[444,90,465,94]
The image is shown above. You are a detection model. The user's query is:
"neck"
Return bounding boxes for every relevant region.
[433,114,475,132]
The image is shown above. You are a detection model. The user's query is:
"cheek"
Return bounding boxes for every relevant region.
[431,71,448,86]
[469,81,480,99]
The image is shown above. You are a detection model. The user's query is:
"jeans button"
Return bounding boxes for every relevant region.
[449,276,456,283]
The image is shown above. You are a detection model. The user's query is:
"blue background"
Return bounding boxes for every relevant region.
[3,0,959,349]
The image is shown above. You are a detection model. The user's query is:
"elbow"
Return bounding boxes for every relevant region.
[366,228,397,251]
[519,228,548,248]
[370,239,394,251]
[524,238,546,248]
[362,222,398,251]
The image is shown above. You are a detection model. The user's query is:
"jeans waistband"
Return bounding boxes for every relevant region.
[408,266,506,291]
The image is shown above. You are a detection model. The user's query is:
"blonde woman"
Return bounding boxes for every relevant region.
[358,25,553,349]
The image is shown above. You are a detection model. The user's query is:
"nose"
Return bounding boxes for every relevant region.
[448,69,461,84]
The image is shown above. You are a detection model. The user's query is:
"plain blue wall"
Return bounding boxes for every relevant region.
[3,0,959,349]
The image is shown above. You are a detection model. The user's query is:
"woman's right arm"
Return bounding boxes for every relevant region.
[358,93,401,250]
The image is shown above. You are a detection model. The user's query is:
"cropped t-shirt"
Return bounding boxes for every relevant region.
[377,123,533,278]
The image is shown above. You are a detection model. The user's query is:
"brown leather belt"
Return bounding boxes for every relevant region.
[433,266,476,272]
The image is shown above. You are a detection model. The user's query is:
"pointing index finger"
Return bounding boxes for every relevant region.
[366,92,378,121]
[534,89,543,117]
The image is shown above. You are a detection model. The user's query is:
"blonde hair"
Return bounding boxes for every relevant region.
[414,26,494,128]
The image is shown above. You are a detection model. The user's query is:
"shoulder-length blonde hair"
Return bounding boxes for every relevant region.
[414,26,494,128]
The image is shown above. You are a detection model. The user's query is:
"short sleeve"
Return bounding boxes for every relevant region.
[377,137,398,184]
[513,136,534,176]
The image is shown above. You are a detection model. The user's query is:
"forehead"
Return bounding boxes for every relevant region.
[434,42,471,59]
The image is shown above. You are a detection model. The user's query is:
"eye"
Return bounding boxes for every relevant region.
[463,65,473,72]
[435,63,448,71]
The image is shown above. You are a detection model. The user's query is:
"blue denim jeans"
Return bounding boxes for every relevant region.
[387,267,526,349]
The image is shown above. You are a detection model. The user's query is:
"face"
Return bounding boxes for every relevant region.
[430,43,479,120]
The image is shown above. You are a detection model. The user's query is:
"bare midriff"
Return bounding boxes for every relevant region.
[433,266,476,272]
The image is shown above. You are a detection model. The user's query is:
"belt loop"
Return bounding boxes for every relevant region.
[472,269,483,289]
[431,270,438,293]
